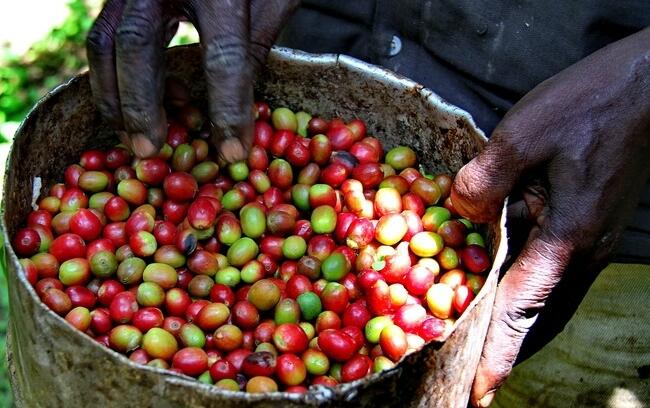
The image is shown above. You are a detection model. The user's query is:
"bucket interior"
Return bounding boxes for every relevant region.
[2,45,506,408]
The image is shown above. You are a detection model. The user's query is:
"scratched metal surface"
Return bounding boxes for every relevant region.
[2,45,507,408]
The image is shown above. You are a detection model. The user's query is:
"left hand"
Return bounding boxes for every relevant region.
[86,0,299,160]
[450,28,650,407]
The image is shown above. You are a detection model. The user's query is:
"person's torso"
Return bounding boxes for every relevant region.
[279,0,650,133]
[277,0,650,263]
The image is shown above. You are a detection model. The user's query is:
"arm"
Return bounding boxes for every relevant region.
[451,28,650,407]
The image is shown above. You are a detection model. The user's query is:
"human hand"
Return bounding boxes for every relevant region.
[450,29,650,407]
[87,0,299,160]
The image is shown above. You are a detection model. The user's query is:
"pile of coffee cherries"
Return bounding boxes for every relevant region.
[12,100,490,393]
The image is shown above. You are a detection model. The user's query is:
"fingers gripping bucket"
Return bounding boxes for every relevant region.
[2,45,507,407]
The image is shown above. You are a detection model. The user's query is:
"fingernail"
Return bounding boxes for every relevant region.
[131,134,157,158]
[478,391,495,408]
[219,138,247,163]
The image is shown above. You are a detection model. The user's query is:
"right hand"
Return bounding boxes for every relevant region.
[87,0,299,160]
[450,28,650,407]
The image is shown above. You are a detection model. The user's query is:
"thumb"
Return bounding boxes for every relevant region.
[470,226,573,407]
[451,138,522,223]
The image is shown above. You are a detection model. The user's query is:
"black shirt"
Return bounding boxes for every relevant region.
[278,0,650,262]
[279,0,649,133]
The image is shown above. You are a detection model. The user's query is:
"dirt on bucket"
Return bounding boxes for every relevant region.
[2,45,507,408]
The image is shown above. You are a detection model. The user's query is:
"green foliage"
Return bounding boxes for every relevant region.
[0,0,199,143]
[0,0,94,142]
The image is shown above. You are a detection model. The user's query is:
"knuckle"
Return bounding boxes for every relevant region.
[498,303,536,338]
[204,35,249,77]
[116,14,159,51]
[87,23,114,54]
[533,229,575,266]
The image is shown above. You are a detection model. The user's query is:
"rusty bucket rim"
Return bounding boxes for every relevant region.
[2,44,504,403]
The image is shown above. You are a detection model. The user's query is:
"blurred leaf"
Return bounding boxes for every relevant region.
[0,0,93,124]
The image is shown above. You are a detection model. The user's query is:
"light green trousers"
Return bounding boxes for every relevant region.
[494,264,650,408]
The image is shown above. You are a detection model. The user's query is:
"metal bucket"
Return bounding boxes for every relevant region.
[2,45,507,407]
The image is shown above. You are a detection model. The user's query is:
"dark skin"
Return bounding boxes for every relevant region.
[87,4,650,404]
[453,28,650,407]
[86,0,299,160]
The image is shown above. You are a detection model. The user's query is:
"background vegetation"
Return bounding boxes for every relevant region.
[0,0,92,143]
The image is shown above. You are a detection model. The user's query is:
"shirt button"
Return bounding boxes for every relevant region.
[388,35,402,57]
[476,21,488,36]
